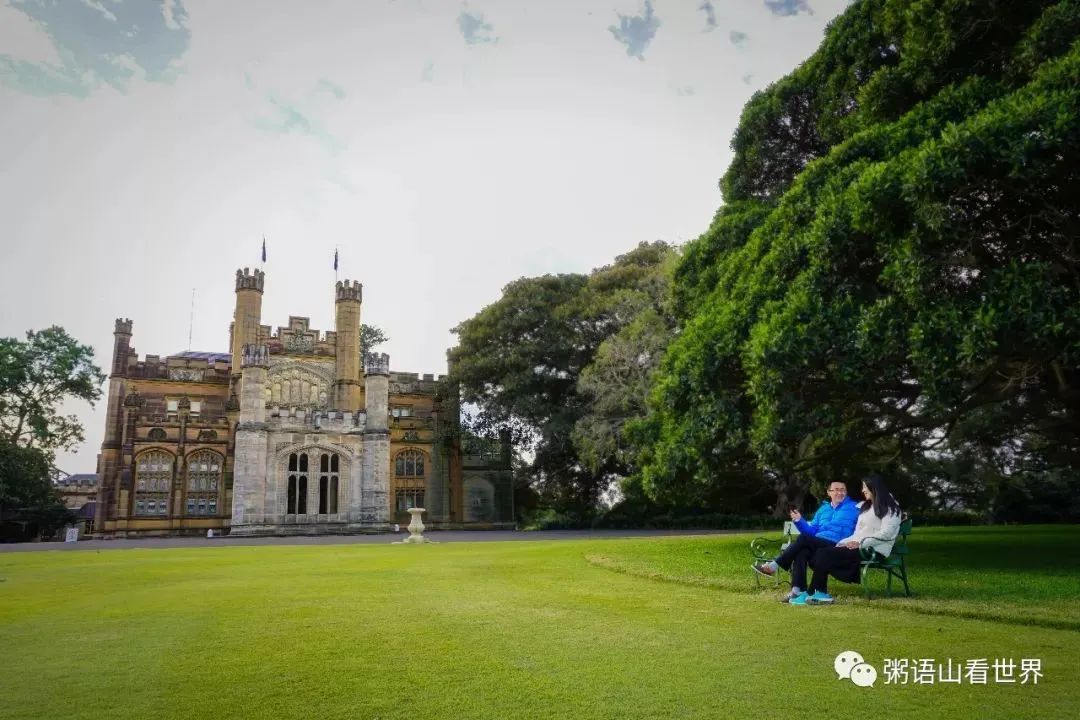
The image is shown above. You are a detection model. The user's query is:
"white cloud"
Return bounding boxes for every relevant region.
[0,2,64,67]
[80,0,118,23]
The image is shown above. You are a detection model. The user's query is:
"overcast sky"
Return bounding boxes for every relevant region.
[1,0,851,473]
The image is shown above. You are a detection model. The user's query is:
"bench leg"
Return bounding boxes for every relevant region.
[860,565,872,599]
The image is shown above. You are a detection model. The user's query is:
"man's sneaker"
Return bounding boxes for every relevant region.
[779,588,801,603]
[788,591,810,606]
[752,562,776,578]
[807,591,835,604]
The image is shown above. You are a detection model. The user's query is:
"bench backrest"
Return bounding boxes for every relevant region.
[893,516,913,555]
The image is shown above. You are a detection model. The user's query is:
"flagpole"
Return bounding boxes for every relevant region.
[188,288,195,351]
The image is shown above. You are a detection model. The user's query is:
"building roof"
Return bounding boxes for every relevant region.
[173,351,231,364]
[59,473,98,487]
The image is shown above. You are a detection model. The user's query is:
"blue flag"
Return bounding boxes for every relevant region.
[261,237,267,262]
[334,249,338,271]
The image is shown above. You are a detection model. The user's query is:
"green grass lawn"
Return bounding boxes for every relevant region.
[1,527,1078,720]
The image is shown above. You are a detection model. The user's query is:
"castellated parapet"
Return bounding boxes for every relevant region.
[265,406,367,434]
[335,279,363,303]
[364,352,390,376]
[114,318,133,335]
[236,267,265,293]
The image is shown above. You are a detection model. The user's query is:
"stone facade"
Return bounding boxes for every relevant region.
[92,268,514,537]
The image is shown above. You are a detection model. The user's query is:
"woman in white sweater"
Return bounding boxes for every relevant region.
[789,475,902,605]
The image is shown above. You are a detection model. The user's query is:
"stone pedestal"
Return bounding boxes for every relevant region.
[394,508,434,544]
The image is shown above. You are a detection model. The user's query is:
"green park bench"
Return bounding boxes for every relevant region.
[859,516,914,599]
[750,517,914,598]
[749,521,799,588]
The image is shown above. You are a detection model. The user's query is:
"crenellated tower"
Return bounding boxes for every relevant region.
[231,268,264,385]
[334,279,363,410]
[112,318,133,376]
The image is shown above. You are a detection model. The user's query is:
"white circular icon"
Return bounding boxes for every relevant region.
[850,662,878,687]
[834,650,865,679]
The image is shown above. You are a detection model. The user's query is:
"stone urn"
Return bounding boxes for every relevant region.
[395,507,432,544]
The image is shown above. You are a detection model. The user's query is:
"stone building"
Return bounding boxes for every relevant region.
[93,268,514,537]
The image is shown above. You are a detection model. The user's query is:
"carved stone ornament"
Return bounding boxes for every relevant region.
[284,334,315,353]
[198,429,218,441]
[402,430,420,442]
[169,368,204,382]
[389,382,416,395]
[148,428,167,441]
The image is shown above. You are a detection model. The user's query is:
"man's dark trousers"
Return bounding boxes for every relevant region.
[776,534,835,590]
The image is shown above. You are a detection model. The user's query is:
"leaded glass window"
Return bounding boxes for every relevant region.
[134,450,173,516]
[394,449,425,477]
[186,450,222,516]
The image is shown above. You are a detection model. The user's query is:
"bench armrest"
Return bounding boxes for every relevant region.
[858,536,892,560]
[750,537,785,561]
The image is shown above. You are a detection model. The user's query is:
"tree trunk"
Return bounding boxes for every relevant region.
[772,474,808,518]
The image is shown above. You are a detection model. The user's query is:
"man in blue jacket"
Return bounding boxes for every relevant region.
[753,481,860,602]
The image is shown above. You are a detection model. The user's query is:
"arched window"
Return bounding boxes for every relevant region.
[287,452,308,514]
[134,450,173,516]
[318,452,340,514]
[185,451,222,516]
[394,449,425,477]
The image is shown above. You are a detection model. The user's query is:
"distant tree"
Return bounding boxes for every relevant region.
[360,324,389,357]
[572,243,678,479]
[449,242,678,519]
[0,440,72,540]
[0,326,105,454]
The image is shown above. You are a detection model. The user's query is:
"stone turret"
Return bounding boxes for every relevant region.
[363,352,389,432]
[231,268,264,383]
[238,344,269,427]
[360,351,391,525]
[232,344,270,532]
[112,318,132,376]
[334,279,363,410]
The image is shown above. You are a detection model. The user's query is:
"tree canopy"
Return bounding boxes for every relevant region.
[640,0,1080,512]
[448,242,677,518]
[360,324,388,357]
[0,326,105,454]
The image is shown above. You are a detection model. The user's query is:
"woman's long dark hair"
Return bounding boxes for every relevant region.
[859,474,901,518]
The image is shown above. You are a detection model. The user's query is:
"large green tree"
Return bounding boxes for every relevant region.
[449,242,678,518]
[641,0,1080,513]
[0,326,105,454]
